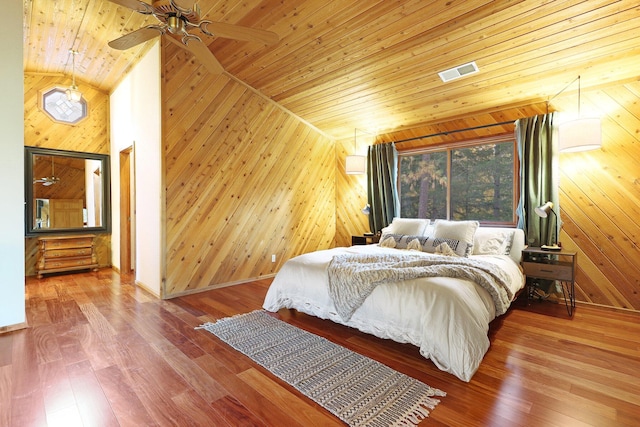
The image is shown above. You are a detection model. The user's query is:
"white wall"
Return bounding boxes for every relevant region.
[110,41,163,297]
[0,0,25,328]
[85,159,101,226]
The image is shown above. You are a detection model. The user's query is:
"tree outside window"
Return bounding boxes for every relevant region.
[398,137,516,225]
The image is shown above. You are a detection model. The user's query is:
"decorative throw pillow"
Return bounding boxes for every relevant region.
[381,218,430,236]
[379,233,429,250]
[379,234,470,257]
[434,241,461,257]
[432,220,479,256]
[423,237,471,257]
[379,234,398,248]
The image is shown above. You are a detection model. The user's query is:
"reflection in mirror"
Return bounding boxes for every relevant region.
[25,147,111,236]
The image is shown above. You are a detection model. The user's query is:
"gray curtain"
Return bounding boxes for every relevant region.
[367,143,399,233]
[516,113,560,247]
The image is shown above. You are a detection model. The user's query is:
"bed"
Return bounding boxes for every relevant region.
[263,219,526,382]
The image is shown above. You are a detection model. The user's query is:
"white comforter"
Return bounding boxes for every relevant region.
[262,245,524,382]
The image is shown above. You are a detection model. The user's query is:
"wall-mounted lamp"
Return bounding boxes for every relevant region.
[66,49,83,102]
[534,201,560,251]
[345,129,369,174]
[556,76,601,152]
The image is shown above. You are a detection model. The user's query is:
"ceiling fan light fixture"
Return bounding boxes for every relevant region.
[166,15,185,33]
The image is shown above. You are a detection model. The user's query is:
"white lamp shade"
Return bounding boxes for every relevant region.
[345,155,366,174]
[558,117,602,152]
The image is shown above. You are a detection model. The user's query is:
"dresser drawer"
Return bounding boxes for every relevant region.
[42,237,93,250]
[522,261,573,281]
[44,247,93,258]
[43,257,95,270]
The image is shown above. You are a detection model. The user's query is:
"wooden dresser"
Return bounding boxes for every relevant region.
[36,234,99,278]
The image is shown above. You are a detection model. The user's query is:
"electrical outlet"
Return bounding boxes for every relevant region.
[271,254,276,263]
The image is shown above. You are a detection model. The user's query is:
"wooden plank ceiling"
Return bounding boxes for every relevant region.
[23,0,640,140]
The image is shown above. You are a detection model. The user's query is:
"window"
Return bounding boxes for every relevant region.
[40,87,88,124]
[398,135,517,225]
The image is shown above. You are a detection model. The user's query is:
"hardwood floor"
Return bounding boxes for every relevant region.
[2,269,639,426]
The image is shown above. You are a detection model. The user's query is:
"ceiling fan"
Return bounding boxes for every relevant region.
[34,157,60,186]
[107,0,279,74]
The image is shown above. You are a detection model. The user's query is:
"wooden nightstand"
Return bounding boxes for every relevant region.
[351,234,380,245]
[521,247,577,316]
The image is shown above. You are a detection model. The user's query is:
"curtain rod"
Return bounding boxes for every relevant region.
[392,120,515,144]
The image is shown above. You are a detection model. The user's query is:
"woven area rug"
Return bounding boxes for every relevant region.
[198,310,445,426]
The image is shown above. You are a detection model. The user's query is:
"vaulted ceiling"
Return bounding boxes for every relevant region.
[23,0,640,140]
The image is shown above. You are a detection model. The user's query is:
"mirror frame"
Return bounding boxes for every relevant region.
[25,146,111,237]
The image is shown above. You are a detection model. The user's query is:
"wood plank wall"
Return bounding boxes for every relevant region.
[23,73,111,275]
[337,82,640,312]
[24,66,639,312]
[161,42,335,297]
[553,80,640,311]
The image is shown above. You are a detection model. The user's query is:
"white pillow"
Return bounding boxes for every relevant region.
[381,218,430,236]
[474,230,515,255]
[432,220,479,256]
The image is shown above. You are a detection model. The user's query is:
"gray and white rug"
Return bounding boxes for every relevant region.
[198,310,445,426]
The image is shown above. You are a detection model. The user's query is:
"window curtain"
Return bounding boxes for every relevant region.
[516,113,560,247]
[367,143,399,233]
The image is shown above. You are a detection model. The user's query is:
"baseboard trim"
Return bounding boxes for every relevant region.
[134,280,160,298]
[0,321,28,334]
[162,273,277,299]
[575,300,639,314]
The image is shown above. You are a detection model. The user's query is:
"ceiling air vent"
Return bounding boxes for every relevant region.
[438,61,479,82]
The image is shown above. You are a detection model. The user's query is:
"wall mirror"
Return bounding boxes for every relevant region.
[25,146,111,236]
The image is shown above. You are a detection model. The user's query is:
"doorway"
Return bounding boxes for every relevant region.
[119,146,135,274]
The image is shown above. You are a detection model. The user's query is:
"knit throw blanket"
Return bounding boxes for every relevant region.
[327,253,514,321]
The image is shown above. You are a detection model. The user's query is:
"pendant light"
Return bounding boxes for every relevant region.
[557,76,601,152]
[66,49,83,102]
[345,129,367,174]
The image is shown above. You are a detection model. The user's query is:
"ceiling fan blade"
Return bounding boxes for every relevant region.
[181,37,225,74]
[204,21,279,45]
[108,26,164,50]
[107,0,152,13]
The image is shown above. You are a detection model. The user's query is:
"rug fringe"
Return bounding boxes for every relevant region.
[393,396,442,427]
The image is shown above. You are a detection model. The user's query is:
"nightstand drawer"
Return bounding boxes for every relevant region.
[522,261,573,281]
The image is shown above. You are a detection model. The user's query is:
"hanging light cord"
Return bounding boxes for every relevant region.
[70,49,78,87]
[548,76,580,104]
